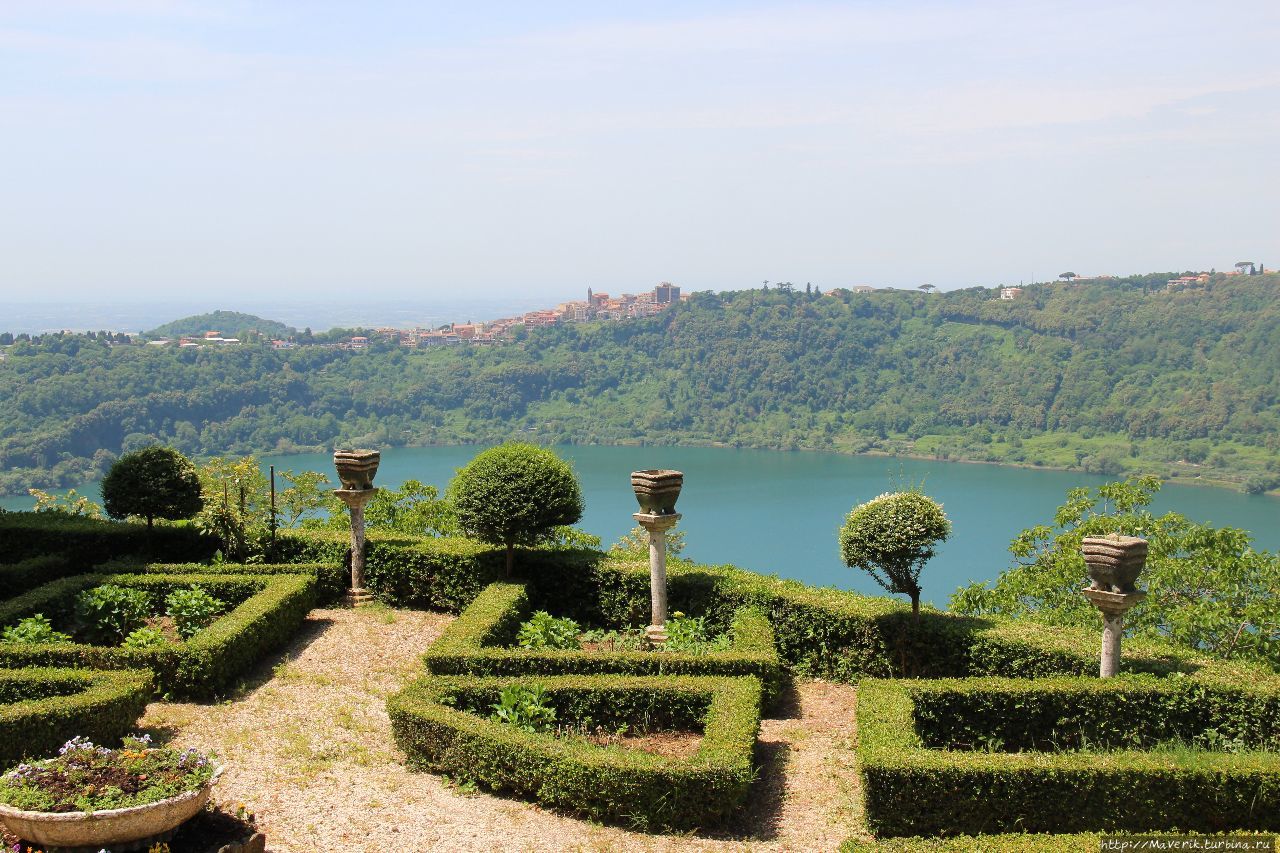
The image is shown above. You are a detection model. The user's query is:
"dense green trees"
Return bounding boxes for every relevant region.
[4,272,1280,495]
[951,476,1280,669]
[100,446,203,529]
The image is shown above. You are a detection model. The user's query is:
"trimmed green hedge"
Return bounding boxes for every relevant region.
[0,512,216,565]
[268,533,1278,683]
[388,673,761,830]
[0,572,315,698]
[0,667,153,767]
[267,529,504,611]
[906,675,1280,753]
[422,582,784,702]
[1,554,74,600]
[858,677,1280,837]
[140,562,346,604]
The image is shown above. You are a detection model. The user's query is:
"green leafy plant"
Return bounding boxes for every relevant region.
[840,490,951,618]
[610,525,685,556]
[663,611,731,654]
[517,611,581,650]
[28,487,104,519]
[489,683,557,733]
[122,625,170,649]
[2,613,71,644]
[74,583,152,644]
[165,585,226,639]
[951,475,1280,669]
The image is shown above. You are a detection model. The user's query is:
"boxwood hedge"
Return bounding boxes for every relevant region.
[422,581,784,701]
[1,554,74,600]
[858,677,1280,837]
[0,512,216,565]
[270,532,1269,684]
[0,667,153,766]
[388,673,762,831]
[267,529,504,611]
[0,572,315,698]
[139,561,346,604]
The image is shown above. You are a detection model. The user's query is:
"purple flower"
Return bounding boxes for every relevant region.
[59,736,95,755]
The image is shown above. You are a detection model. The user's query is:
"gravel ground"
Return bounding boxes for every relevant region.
[140,606,862,852]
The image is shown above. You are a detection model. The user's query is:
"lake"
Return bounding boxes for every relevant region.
[8,445,1277,607]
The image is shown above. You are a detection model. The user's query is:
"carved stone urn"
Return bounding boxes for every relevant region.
[631,470,683,515]
[333,449,380,491]
[1081,534,1147,593]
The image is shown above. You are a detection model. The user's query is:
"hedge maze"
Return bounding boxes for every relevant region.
[0,515,323,763]
[3,516,1279,841]
[390,673,762,830]
[0,572,315,697]
[343,530,1280,837]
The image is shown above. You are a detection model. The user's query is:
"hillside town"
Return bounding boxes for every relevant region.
[280,282,686,350]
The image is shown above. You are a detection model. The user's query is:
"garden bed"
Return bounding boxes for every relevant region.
[388,673,762,831]
[422,582,784,701]
[0,573,315,698]
[857,676,1280,837]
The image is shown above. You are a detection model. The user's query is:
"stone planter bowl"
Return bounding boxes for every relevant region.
[1081,535,1147,594]
[631,469,683,515]
[0,765,222,852]
[333,449,380,491]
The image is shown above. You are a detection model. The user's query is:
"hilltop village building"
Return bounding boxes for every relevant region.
[362,282,685,349]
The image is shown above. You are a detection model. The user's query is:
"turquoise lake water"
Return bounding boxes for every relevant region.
[8,445,1277,606]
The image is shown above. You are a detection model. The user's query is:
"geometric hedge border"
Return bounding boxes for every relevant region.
[857,677,1280,837]
[0,572,315,698]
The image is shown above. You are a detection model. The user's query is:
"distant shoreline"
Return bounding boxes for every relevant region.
[3,437,1273,505]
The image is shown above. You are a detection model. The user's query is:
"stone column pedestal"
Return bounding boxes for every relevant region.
[1082,588,1147,677]
[335,488,378,607]
[634,512,681,644]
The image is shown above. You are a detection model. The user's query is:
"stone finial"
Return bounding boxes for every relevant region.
[631,469,683,515]
[333,449,380,491]
[1081,534,1147,594]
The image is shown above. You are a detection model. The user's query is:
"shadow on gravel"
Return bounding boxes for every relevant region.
[230,614,338,696]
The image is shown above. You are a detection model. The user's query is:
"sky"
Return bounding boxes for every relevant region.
[2,0,1278,304]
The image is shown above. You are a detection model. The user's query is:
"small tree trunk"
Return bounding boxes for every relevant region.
[911,591,920,619]
[146,515,154,530]
[505,544,514,578]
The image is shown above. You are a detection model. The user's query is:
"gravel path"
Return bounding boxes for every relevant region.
[140,607,862,852]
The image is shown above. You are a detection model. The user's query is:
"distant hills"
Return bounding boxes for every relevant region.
[4,272,1280,497]
[147,311,295,340]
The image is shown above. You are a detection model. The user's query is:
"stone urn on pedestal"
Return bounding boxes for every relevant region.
[1081,534,1148,677]
[631,470,683,644]
[333,449,380,607]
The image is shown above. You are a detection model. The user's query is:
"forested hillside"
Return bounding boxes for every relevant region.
[147,311,295,340]
[3,272,1280,496]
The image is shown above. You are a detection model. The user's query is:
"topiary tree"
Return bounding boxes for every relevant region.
[101,445,203,530]
[839,491,950,618]
[449,443,585,576]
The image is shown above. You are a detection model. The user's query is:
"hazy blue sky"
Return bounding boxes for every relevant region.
[2,1,1278,302]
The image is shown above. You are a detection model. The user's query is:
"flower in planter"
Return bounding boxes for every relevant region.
[0,735,217,814]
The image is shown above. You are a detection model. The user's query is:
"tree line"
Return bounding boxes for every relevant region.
[3,272,1280,495]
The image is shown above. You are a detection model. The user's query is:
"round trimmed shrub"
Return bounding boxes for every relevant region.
[101,446,203,529]
[449,444,584,577]
[839,491,950,617]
